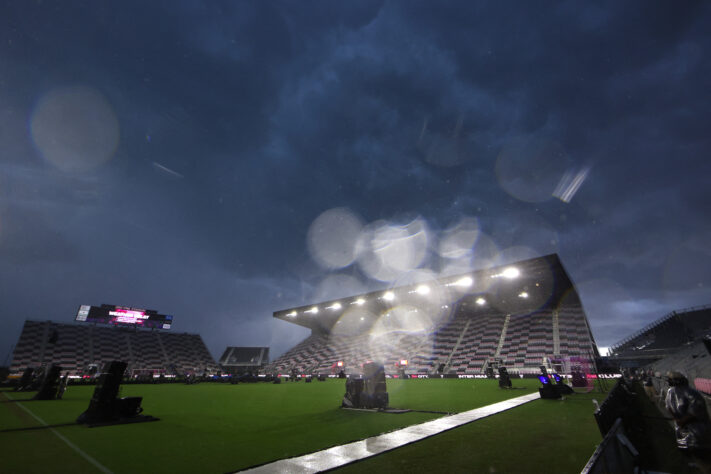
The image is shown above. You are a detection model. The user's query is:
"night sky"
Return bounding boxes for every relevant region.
[1,1,709,362]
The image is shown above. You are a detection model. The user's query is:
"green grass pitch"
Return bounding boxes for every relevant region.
[0,378,603,473]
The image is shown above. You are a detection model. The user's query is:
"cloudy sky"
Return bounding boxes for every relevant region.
[1,1,709,362]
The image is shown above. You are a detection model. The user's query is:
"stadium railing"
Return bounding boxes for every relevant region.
[580,418,638,474]
[593,378,634,437]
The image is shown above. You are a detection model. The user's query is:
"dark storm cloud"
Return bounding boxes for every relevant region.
[1,0,710,359]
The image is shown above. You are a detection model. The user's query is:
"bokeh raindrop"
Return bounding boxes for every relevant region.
[356,218,429,282]
[307,208,363,269]
[30,86,120,172]
[495,136,568,203]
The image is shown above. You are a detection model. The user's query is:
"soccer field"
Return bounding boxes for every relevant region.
[0,378,603,473]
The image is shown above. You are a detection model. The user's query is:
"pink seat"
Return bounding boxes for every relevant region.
[694,378,711,395]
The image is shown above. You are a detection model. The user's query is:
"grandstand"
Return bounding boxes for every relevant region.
[645,339,711,389]
[218,346,269,374]
[268,254,599,376]
[608,305,711,367]
[9,320,217,375]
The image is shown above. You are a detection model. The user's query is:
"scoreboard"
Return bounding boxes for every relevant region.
[76,304,172,329]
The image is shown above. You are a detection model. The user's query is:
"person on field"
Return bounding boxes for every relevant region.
[665,371,711,472]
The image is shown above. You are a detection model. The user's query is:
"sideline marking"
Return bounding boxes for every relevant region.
[3,393,113,474]
[239,391,541,473]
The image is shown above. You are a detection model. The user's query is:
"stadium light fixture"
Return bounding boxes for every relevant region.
[491,267,520,279]
[502,267,520,279]
[351,298,366,306]
[518,292,529,299]
[305,306,319,314]
[476,297,486,306]
[454,276,473,287]
[286,311,297,317]
[383,291,395,301]
[327,303,342,310]
[416,285,430,295]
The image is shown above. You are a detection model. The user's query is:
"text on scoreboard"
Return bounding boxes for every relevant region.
[76,304,172,329]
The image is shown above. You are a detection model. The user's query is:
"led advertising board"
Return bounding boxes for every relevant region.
[76,304,172,329]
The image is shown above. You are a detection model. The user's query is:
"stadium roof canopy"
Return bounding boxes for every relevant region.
[274,254,582,334]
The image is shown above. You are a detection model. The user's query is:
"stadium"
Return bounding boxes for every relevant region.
[4,253,711,473]
[2,1,710,471]
[268,254,598,378]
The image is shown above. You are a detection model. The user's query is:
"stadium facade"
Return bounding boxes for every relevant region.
[268,254,599,376]
[10,320,217,375]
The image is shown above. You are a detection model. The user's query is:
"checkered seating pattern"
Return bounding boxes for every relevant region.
[557,306,595,359]
[267,333,328,373]
[430,315,468,367]
[498,310,554,372]
[10,321,47,370]
[94,327,131,366]
[267,331,433,375]
[269,256,600,375]
[130,330,166,370]
[160,331,216,373]
[449,310,507,374]
[10,320,216,374]
[270,302,598,376]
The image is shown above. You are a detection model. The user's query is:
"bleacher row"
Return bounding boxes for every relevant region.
[646,339,711,389]
[268,304,596,375]
[610,306,711,356]
[10,320,218,375]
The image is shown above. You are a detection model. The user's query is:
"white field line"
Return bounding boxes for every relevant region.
[4,393,113,474]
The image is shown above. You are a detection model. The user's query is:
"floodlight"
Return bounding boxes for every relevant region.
[329,303,342,310]
[518,292,529,299]
[475,297,486,306]
[456,276,473,287]
[286,311,297,317]
[305,306,319,314]
[502,267,520,279]
[416,285,430,295]
[383,291,395,301]
[352,298,366,306]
